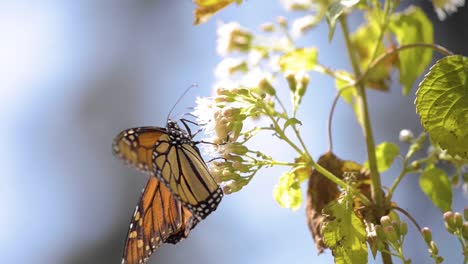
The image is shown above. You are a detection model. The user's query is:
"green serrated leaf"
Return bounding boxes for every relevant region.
[326,0,360,42]
[415,55,468,159]
[389,6,433,95]
[364,142,400,172]
[273,172,302,210]
[322,197,368,264]
[284,117,302,131]
[419,167,452,212]
[279,47,318,72]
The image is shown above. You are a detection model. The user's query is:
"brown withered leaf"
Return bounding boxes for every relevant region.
[305,152,375,254]
[193,0,239,25]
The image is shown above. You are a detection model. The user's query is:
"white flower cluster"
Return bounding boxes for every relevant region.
[432,0,465,20]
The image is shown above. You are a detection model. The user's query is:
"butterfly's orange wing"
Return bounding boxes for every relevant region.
[122,177,197,264]
[113,127,197,264]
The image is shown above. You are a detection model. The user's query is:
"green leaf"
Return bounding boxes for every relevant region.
[322,197,368,264]
[364,142,400,172]
[415,55,468,159]
[351,18,392,91]
[273,172,302,210]
[419,166,452,212]
[389,6,433,95]
[279,47,318,72]
[326,0,360,42]
[283,117,302,131]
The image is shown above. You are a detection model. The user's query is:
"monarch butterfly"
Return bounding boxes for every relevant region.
[113,121,223,263]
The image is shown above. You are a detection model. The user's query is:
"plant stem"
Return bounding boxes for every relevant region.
[339,15,392,264]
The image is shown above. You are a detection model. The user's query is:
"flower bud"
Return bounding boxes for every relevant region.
[409,160,421,170]
[461,222,468,240]
[375,225,386,240]
[443,211,456,233]
[399,221,408,236]
[464,207,468,221]
[226,142,248,156]
[296,71,310,97]
[429,241,438,255]
[223,107,241,119]
[421,227,433,244]
[223,178,248,194]
[380,215,392,227]
[383,226,398,243]
[454,212,463,228]
[399,129,414,143]
[259,78,276,96]
[260,22,274,32]
[285,71,297,92]
[277,16,288,27]
[232,161,250,173]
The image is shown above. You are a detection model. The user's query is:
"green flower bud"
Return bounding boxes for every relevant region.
[285,72,297,92]
[221,169,240,181]
[223,108,241,119]
[225,154,244,162]
[429,241,439,255]
[260,22,274,32]
[443,211,456,233]
[454,212,463,228]
[259,78,276,96]
[226,142,248,155]
[399,221,408,236]
[296,72,310,97]
[462,222,468,240]
[215,95,235,103]
[464,207,468,221]
[384,226,399,243]
[421,227,433,244]
[223,178,248,194]
[380,215,392,227]
[409,160,421,170]
[232,161,250,173]
[375,225,386,240]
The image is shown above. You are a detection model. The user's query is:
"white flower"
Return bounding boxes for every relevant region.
[432,0,465,20]
[214,58,246,79]
[216,21,252,56]
[399,129,414,143]
[291,15,315,38]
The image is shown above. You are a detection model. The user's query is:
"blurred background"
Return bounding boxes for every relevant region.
[0,1,466,263]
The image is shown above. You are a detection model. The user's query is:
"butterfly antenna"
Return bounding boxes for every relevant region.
[167,84,199,121]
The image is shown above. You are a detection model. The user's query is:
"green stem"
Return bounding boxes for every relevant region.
[339,15,392,264]
[340,17,383,208]
[386,160,408,201]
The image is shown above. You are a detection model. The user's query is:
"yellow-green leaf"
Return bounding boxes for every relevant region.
[273,172,302,210]
[322,197,368,264]
[279,47,318,72]
[193,0,240,25]
[415,55,468,159]
[351,18,392,91]
[419,166,452,212]
[389,6,433,95]
[364,142,400,172]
